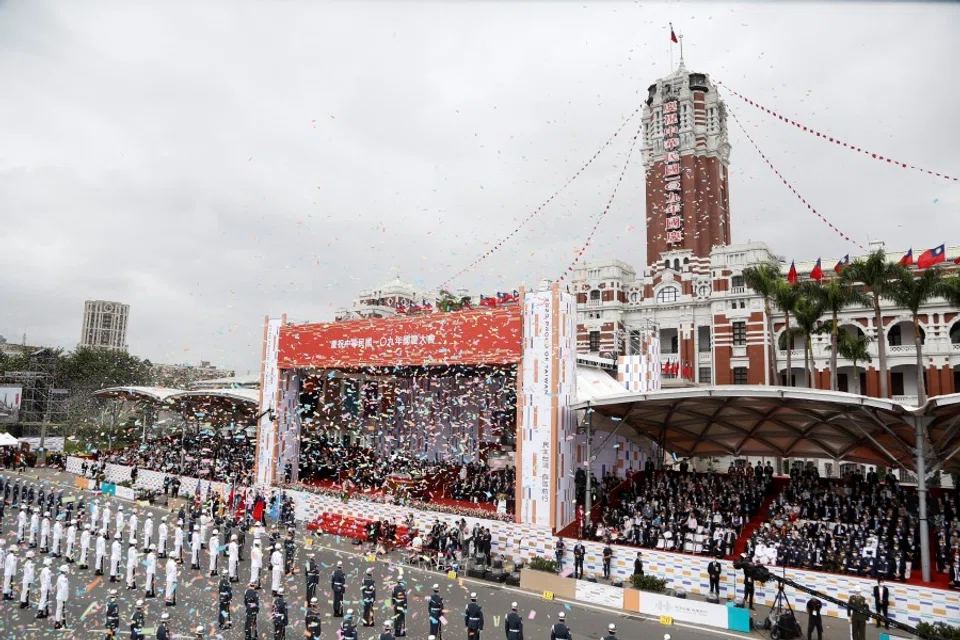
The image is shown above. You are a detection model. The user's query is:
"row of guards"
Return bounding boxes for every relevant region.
[661,360,695,380]
[394,290,520,314]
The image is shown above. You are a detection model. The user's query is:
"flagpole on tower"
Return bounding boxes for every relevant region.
[669,22,675,70]
[679,30,684,64]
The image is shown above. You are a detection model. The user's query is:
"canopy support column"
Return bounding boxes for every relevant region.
[914,415,932,583]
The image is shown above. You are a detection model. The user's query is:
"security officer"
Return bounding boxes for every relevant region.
[305,598,323,639]
[272,587,289,640]
[573,540,586,579]
[391,578,408,637]
[379,620,396,640]
[464,592,484,640]
[331,561,346,617]
[847,587,869,640]
[428,583,444,638]
[218,571,233,630]
[283,529,296,575]
[707,559,721,595]
[362,568,377,627]
[554,538,565,573]
[157,613,171,640]
[341,609,358,640]
[304,552,320,604]
[130,600,146,640]
[504,602,523,640]
[806,596,823,640]
[105,590,120,633]
[550,611,571,639]
[244,580,260,640]
[602,543,613,580]
[601,623,618,640]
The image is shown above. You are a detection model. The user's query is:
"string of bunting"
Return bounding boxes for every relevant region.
[439,104,644,290]
[557,120,644,283]
[717,81,959,183]
[729,109,866,251]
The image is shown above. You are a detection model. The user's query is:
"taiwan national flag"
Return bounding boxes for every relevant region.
[670,23,678,43]
[810,258,824,282]
[917,244,946,269]
[898,249,914,267]
[787,261,798,285]
[479,295,497,308]
[834,255,849,273]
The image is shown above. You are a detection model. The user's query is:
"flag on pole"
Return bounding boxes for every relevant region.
[917,244,945,269]
[787,261,798,285]
[670,23,679,43]
[834,255,850,273]
[810,258,824,282]
[898,249,914,267]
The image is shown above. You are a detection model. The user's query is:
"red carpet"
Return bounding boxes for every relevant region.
[299,478,497,513]
[730,476,789,559]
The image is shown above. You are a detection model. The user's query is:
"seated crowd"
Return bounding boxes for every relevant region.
[933,488,960,588]
[749,466,919,580]
[102,432,255,485]
[586,464,771,556]
[448,464,515,513]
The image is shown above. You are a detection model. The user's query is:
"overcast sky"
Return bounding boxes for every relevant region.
[1,1,958,374]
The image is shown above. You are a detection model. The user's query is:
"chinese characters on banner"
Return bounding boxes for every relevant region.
[663,98,683,244]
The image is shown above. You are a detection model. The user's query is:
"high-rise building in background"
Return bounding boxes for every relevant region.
[80,300,129,351]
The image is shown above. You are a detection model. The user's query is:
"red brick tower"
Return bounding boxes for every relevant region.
[642,62,732,272]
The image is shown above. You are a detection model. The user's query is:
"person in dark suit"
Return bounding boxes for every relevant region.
[633,552,644,578]
[743,570,755,609]
[707,560,721,595]
[806,597,823,640]
[872,579,889,628]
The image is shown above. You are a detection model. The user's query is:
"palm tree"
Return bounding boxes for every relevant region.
[436,289,472,313]
[772,279,802,386]
[792,291,826,388]
[841,249,902,398]
[807,278,872,391]
[886,266,950,405]
[833,332,872,393]
[743,264,782,385]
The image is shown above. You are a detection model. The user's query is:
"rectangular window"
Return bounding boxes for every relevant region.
[698,326,712,352]
[733,367,748,385]
[837,373,849,393]
[891,372,904,396]
[732,321,747,346]
[589,331,601,352]
[698,367,712,384]
[731,275,745,289]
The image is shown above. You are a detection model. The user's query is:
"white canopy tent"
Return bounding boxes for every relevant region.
[0,432,20,447]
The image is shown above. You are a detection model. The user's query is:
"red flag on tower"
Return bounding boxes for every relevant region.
[670,23,678,43]
[810,259,824,282]
[787,261,798,285]
[898,249,914,267]
[917,244,945,269]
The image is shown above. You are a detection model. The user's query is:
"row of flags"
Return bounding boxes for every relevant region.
[661,360,694,380]
[786,245,956,284]
[394,290,519,314]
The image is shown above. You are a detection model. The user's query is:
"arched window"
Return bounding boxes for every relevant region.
[951,323,960,345]
[656,286,679,303]
[589,289,601,301]
[673,259,680,271]
[683,257,690,266]
[664,260,670,270]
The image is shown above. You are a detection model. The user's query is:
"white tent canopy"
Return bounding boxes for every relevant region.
[0,432,20,447]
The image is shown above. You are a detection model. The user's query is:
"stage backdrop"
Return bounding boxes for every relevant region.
[618,329,661,392]
[255,317,282,485]
[518,284,577,530]
[276,306,523,369]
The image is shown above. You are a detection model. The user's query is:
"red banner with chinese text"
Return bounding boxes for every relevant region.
[277,306,523,369]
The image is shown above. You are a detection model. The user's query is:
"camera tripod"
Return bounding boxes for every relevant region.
[765,582,802,640]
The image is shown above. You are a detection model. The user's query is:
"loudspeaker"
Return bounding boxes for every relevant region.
[492,558,503,570]
[488,570,507,583]
[611,580,624,588]
[706,593,720,604]
[506,573,520,587]
[467,567,485,579]
[587,577,597,583]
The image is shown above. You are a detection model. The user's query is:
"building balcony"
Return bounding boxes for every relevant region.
[731,286,746,294]
[893,395,919,405]
[587,299,602,308]
[887,344,916,354]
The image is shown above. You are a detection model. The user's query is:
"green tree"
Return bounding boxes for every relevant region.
[54,347,153,392]
[842,249,902,398]
[743,263,782,385]
[807,278,871,391]
[886,266,950,405]
[436,289,473,313]
[792,290,825,389]
[772,279,802,387]
[829,331,872,394]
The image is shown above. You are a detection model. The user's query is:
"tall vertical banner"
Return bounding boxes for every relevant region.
[256,317,282,486]
[618,330,662,392]
[277,371,302,483]
[518,285,577,530]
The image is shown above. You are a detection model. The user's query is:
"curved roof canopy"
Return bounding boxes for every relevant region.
[572,386,960,474]
[92,386,183,403]
[94,387,260,424]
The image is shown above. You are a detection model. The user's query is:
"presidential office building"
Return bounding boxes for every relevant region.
[572,63,960,402]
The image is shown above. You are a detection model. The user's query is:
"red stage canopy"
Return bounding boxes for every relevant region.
[278,306,522,369]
